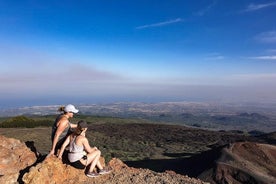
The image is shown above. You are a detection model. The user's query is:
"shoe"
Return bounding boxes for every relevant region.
[99,168,111,175]
[86,172,100,178]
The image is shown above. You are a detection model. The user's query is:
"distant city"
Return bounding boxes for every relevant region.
[1,101,276,133]
[1,101,276,117]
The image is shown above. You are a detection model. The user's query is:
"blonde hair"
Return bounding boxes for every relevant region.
[58,106,65,113]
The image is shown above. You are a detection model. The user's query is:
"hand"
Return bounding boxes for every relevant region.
[47,149,55,158]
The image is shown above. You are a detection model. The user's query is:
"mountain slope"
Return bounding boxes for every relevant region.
[200,142,276,184]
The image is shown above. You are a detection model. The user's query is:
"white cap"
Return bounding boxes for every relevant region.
[64,104,79,113]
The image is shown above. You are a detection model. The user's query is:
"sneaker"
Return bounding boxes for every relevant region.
[86,172,100,178]
[99,168,111,175]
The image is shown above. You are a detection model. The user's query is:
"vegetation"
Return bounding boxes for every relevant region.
[0,116,52,128]
[147,112,275,132]
[0,115,151,128]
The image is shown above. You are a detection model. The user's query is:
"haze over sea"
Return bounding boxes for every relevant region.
[1,1,276,109]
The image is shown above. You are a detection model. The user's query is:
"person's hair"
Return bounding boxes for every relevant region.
[58,106,66,114]
[75,120,87,135]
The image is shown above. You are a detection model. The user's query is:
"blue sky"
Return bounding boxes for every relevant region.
[0,0,276,107]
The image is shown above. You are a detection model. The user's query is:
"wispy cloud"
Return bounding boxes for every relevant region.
[195,0,217,16]
[247,55,276,60]
[63,64,124,81]
[136,18,183,29]
[0,63,124,85]
[244,2,276,12]
[255,31,276,43]
[266,49,276,53]
[204,52,225,60]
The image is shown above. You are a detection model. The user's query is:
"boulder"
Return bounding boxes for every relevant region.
[0,135,37,184]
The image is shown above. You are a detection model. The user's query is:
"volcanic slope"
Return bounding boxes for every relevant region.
[199,142,276,184]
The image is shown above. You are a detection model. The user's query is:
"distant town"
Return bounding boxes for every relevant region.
[1,101,276,133]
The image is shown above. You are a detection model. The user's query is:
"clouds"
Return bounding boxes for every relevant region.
[0,43,125,88]
[267,49,276,53]
[239,2,276,59]
[1,63,276,105]
[255,31,276,43]
[61,64,124,81]
[247,56,276,60]
[0,62,125,98]
[136,0,217,30]
[1,1,276,106]
[195,0,217,16]
[204,53,225,60]
[0,63,123,84]
[247,31,276,61]
[244,2,276,12]
[135,18,183,29]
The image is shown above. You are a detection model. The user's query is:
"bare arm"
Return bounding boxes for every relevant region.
[49,119,68,156]
[58,135,70,159]
[70,123,77,128]
[82,137,97,154]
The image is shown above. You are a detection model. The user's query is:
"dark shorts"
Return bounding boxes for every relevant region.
[70,155,87,169]
[70,160,86,169]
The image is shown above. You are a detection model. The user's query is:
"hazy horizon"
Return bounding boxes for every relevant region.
[1,96,276,110]
[1,1,276,108]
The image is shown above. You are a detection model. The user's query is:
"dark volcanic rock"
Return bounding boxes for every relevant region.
[200,142,276,184]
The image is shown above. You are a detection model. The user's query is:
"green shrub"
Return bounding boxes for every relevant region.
[0,116,52,128]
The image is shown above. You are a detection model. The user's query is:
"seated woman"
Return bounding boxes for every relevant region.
[49,104,79,157]
[58,120,110,177]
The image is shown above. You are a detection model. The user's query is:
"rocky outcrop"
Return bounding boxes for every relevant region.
[0,135,208,184]
[23,156,208,184]
[201,142,276,184]
[0,135,37,184]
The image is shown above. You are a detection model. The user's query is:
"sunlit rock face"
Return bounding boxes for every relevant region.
[0,135,37,184]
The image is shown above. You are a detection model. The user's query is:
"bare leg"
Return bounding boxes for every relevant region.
[88,152,100,172]
[86,150,101,173]
[96,160,103,170]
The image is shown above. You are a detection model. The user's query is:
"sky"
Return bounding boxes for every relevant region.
[0,0,276,108]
